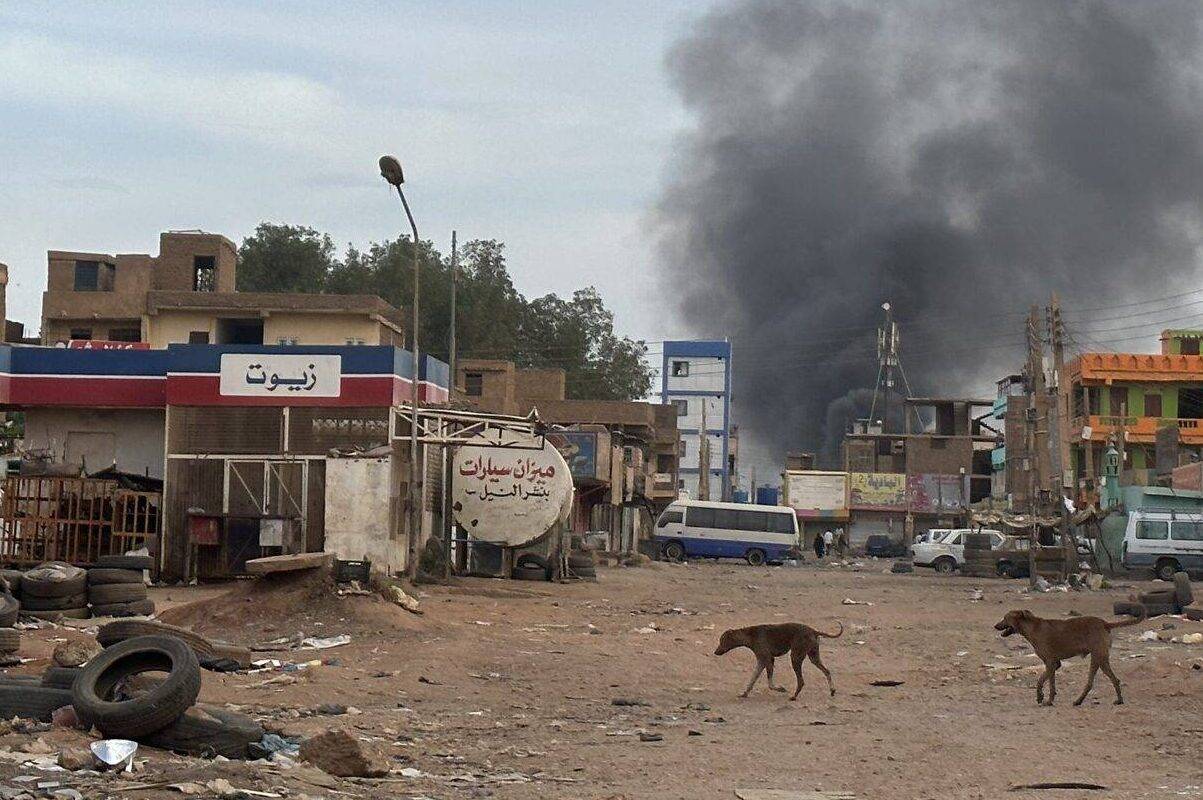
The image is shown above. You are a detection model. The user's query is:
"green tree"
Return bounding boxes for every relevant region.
[236,223,337,293]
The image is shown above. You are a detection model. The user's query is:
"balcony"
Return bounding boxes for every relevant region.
[647,471,677,500]
[1074,415,1203,443]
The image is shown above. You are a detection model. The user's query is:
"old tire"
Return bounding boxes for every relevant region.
[1142,601,1176,618]
[97,620,216,659]
[574,565,597,578]
[515,553,550,571]
[22,608,89,621]
[1155,559,1181,583]
[0,570,22,596]
[1113,601,1145,617]
[90,600,155,618]
[663,541,685,562]
[96,555,153,571]
[512,565,546,581]
[72,634,201,738]
[87,584,147,605]
[1139,589,1176,606]
[745,549,766,567]
[142,704,264,759]
[41,666,81,690]
[1184,607,1203,622]
[0,685,74,721]
[87,569,144,586]
[1173,572,1193,607]
[0,628,18,654]
[0,594,19,628]
[567,552,595,569]
[933,557,957,574]
[22,592,88,611]
[22,570,86,598]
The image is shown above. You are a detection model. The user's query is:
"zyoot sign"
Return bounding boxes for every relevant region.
[218,354,342,397]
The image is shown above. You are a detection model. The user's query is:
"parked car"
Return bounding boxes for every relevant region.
[912,528,1005,573]
[864,534,908,558]
[1122,508,1203,581]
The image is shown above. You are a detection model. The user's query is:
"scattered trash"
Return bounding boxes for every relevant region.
[387,586,423,615]
[1140,630,1158,642]
[869,680,904,687]
[298,634,351,651]
[418,676,443,686]
[90,739,137,772]
[842,598,873,606]
[611,698,651,707]
[633,627,658,634]
[1182,633,1203,645]
[1008,782,1107,791]
[969,589,984,602]
[637,732,663,742]
[1033,576,1051,593]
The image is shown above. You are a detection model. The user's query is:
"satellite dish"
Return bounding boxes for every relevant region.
[452,431,574,547]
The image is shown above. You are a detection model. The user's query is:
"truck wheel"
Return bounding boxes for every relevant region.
[663,541,685,562]
[1155,559,1181,583]
[745,549,766,567]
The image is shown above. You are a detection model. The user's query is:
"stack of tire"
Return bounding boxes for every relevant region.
[568,550,596,580]
[88,554,154,618]
[0,571,19,658]
[960,533,999,579]
[512,553,551,581]
[1115,571,1194,619]
[20,562,89,620]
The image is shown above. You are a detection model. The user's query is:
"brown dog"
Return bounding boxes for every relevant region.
[994,609,1144,706]
[714,622,842,700]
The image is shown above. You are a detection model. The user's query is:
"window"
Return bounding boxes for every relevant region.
[946,532,963,546]
[770,513,796,534]
[188,331,210,344]
[193,256,216,292]
[1183,339,1201,356]
[678,440,687,458]
[656,454,674,472]
[671,360,689,377]
[73,261,99,291]
[68,328,92,340]
[108,328,140,342]
[1088,387,1100,415]
[345,338,365,345]
[464,372,483,397]
[1136,520,1168,540]
[1144,392,1162,418]
[1171,520,1203,541]
[657,510,683,528]
[672,399,688,416]
[713,508,741,530]
[1180,388,1203,420]
[1109,387,1128,416]
[687,507,715,528]
[736,510,769,531]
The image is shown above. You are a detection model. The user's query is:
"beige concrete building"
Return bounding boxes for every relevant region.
[41,231,404,347]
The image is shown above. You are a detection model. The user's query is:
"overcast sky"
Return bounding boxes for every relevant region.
[0,1,696,340]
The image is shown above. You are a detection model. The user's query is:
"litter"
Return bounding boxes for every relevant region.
[1183,633,1203,645]
[842,598,873,606]
[298,634,351,651]
[90,739,137,772]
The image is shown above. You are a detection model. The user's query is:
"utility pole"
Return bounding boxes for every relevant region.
[698,399,710,501]
[1024,306,1046,588]
[443,230,458,579]
[1048,294,1072,580]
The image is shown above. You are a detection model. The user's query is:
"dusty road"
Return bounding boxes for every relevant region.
[3,560,1201,799]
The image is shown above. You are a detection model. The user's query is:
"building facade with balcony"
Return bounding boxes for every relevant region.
[1065,330,1203,492]
[661,340,732,500]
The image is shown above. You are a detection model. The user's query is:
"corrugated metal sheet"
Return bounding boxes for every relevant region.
[164,459,224,578]
[169,407,283,454]
[287,407,390,454]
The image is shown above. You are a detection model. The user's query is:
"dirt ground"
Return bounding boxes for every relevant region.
[1,560,1201,799]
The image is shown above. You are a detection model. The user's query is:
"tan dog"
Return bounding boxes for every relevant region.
[994,609,1143,706]
[714,622,842,700]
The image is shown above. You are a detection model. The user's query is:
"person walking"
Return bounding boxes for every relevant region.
[814,530,826,559]
[823,528,835,559]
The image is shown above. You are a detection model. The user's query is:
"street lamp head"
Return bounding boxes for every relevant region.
[378,155,405,187]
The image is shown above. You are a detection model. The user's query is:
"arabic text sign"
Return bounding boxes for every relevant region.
[218,354,342,397]
[907,473,965,512]
[452,436,573,546]
[66,339,151,351]
[848,472,907,509]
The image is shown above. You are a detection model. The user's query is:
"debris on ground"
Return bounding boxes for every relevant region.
[298,729,391,778]
[842,598,873,606]
[52,641,99,668]
[244,553,335,576]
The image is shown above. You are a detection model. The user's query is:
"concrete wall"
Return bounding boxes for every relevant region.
[324,457,405,574]
[905,436,973,475]
[148,311,223,347]
[155,232,236,292]
[22,408,166,478]
[263,313,392,346]
[514,368,566,402]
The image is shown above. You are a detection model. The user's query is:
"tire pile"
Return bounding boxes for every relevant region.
[0,572,19,658]
[960,533,999,578]
[20,562,89,620]
[1115,571,1195,619]
[0,623,264,758]
[88,554,155,617]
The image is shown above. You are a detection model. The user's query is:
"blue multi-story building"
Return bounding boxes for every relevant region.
[661,340,732,500]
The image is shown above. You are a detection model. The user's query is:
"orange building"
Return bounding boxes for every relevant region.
[1065,330,1203,485]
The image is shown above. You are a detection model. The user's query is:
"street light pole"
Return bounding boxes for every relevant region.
[379,155,422,578]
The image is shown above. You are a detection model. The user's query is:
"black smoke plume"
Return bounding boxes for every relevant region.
[657,0,1203,467]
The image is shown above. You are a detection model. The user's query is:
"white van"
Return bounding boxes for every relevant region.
[654,500,800,566]
[1122,508,1203,581]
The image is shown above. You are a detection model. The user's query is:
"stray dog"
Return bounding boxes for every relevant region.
[714,622,842,700]
[994,609,1144,706]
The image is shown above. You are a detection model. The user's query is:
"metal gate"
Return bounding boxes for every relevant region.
[224,459,308,543]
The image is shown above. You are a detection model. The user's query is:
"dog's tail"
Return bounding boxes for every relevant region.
[815,622,844,639]
[1105,608,1147,630]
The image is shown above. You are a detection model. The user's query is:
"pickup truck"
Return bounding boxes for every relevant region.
[912,528,1005,573]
